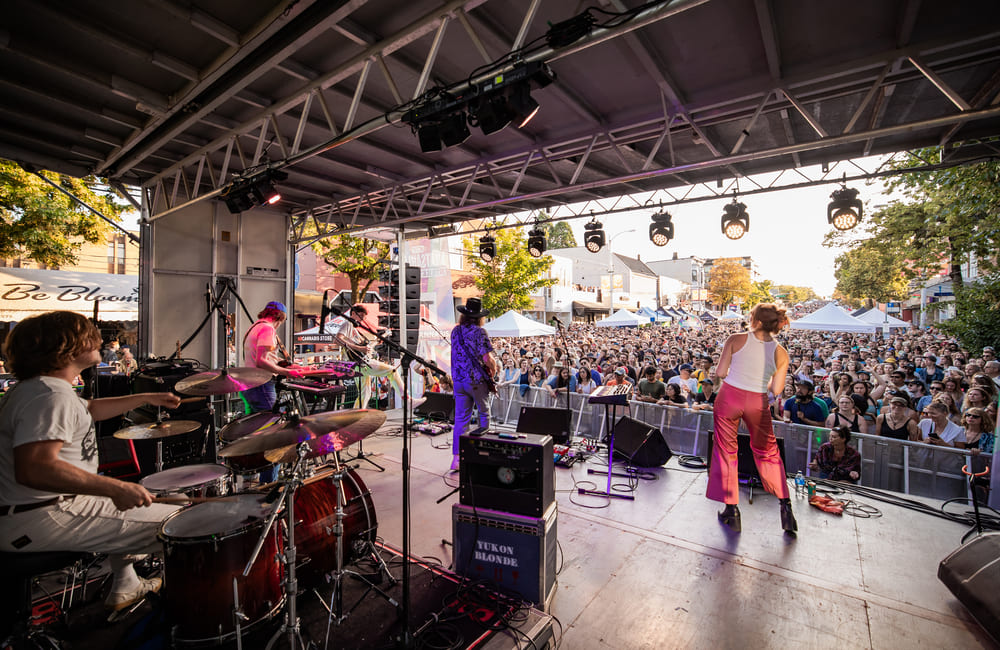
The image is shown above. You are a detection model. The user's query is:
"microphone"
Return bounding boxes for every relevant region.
[420,317,433,325]
[319,289,330,333]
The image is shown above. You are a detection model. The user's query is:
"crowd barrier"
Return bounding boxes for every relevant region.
[491,384,992,503]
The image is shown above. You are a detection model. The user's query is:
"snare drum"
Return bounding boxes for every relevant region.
[219,412,281,474]
[140,463,231,498]
[294,465,378,589]
[159,495,284,645]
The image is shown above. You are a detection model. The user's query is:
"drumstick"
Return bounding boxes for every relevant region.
[153,495,216,504]
[179,396,206,403]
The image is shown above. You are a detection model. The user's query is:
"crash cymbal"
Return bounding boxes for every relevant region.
[113,420,202,440]
[264,409,387,463]
[174,367,272,396]
[217,409,370,458]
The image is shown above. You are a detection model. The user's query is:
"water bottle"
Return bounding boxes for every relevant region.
[794,470,805,495]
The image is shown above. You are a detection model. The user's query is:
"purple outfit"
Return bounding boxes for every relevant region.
[450,324,494,453]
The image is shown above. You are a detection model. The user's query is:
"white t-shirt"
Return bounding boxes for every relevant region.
[668,375,699,395]
[244,320,279,368]
[918,418,962,444]
[0,377,97,504]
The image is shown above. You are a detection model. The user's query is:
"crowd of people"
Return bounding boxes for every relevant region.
[481,312,998,465]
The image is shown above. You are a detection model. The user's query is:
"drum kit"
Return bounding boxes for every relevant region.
[112,366,391,648]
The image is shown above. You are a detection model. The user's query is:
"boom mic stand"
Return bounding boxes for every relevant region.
[336,310,447,648]
[552,317,573,442]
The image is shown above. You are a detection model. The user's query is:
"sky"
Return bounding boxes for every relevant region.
[553,162,892,298]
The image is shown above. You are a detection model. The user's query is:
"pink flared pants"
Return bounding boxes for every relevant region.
[706,382,790,504]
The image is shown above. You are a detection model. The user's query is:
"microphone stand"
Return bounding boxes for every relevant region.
[553,319,573,443]
[335,309,446,648]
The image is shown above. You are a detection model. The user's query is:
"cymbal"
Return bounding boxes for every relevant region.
[174,367,272,396]
[218,409,371,458]
[113,420,202,440]
[264,410,387,463]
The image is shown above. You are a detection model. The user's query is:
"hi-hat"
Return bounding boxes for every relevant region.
[114,420,202,440]
[175,367,272,396]
[218,409,378,458]
[264,410,387,463]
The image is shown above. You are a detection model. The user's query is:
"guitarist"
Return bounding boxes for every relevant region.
[449,297,498,472]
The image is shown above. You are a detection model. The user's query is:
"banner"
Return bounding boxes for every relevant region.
[0,268,139,321]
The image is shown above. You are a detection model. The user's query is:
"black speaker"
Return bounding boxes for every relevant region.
[414,391,454,422]
[612,416,672,467]
[516,407,570,444]
[707,431,787,479]
[939,534,1000,643]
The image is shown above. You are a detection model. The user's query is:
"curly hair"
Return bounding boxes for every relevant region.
[3,311,102,380]
[749,303,789,334]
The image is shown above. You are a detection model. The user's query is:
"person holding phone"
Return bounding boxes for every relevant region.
[918,401,962,446]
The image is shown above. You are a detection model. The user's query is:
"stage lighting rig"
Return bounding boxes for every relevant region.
[584,219,606,253]
[649,210,674,246]
[527,224,547,258]
[479,232,496,262]
[827,184,863,231]
[721,198,749,240]
[221,168,288,214]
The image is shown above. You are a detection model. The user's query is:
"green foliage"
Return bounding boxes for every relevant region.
[541,220,576,249]
[708,258,752,307]
[314,235,390,303]
[833,239,910,306]
[0,160,126,266]
[743,280,774,310]
[771,284,817,303]
[937,272,1000,353]
[462,227,556,315]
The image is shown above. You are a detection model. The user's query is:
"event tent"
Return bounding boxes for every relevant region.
[483,310,556,337]
[789,303,876,333]
[595,309,643,328]
[719,310,745,320]
[636,306,667,323]
[855,309,911,329]
[699,311,717,321]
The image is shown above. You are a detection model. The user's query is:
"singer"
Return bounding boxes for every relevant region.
[706,303,796,535]
[449,297,497,472]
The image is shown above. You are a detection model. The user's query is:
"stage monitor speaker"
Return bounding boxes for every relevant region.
[453,503,557,610]
[516,407,570,444]
[707,432,787,479]
[413,391,454,422]
[939,534,1000,643]
[459,432,554,518]
[612,416,672,467]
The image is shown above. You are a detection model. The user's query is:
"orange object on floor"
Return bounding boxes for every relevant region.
[809,495,845,515]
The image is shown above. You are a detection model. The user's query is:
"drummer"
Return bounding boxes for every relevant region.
[0,311,183,611]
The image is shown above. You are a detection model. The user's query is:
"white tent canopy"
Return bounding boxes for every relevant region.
[483,310,556,337]
[790,303,877,333]
[636,306,667,322]
[719,310,745,320]
[595,309,643,328]
[855,309,911,329]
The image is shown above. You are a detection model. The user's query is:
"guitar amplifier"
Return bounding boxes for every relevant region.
[459,432,554,518]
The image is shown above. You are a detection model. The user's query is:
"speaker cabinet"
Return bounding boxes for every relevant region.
[414,391,455,422]
[707,432,787,479]
[459,432,554,518]
[612,416,672,467]
[516,407,570,444]
[939,534,1000,643]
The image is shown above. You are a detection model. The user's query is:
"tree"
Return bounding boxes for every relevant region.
[313,235,390,304]
[773,284,819,303]
[0,160,128,266]
[708,258,752,308]
[832,290,863,310]
[936,271,1000,353]
[743,279,774,310]
[824,153,1000,289]
[833,239,910,307]
[542,221,576,249]
[461,227,556,315]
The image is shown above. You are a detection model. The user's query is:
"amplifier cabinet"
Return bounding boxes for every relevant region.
[459,432,554,518]
[452,502,557,610]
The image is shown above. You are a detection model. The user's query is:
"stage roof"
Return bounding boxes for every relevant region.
[3,0,1000,239]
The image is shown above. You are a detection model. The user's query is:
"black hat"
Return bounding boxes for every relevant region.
[457,297,489,318]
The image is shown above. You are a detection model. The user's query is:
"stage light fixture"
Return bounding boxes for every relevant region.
[584,219,606,253]
[221,168,288,214]
[649,211,675,246]
[439,112,471,147]
[479,233,496,262]
[471,94,513,136]
[527,226,547,258]
[509,83,540,128]
[417,123,442,152]
[721,199,749,240]
[827,185,863,231]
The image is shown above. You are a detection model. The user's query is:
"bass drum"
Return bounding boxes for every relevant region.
[294,465,378,589]
[159,495,283,646]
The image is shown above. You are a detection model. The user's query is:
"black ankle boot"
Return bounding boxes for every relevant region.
[779,498,797,534]
[718,504,741,532]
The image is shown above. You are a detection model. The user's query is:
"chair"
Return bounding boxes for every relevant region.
[0,550,96,642]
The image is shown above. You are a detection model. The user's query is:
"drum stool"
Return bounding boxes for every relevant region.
[0,550,96,642]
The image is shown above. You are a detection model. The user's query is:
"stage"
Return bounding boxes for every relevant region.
[23,408,996,649]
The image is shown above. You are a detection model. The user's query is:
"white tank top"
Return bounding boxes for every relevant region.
[724,333,778,394]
